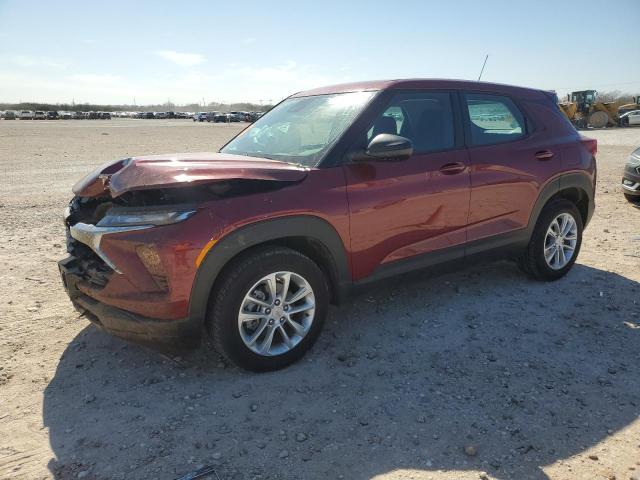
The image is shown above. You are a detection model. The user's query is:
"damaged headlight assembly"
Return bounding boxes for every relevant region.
[96,208,197,227]
[69,207,196,273]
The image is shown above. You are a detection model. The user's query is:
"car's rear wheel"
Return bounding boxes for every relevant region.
[207,247,328,372]
[519,199,583,281]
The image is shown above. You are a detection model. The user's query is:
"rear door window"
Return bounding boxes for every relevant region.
[367,92,455,153]
[464,93,526,146]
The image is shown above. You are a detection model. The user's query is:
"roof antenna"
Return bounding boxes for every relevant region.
[477,54,489,81]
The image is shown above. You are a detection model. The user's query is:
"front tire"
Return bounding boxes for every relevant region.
[207,247,329,372]
[519,199,583,281]
[624,193,640,204]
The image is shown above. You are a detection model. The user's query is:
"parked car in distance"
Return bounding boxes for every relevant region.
[19,110,34,120]
[4,110,16,120]
[229,111,247,121]
[193,112,208,122]
[620,110,640,127]
[59,79,597,372]
[99,112,111,120]
[622,146,640,204]
[247,111,263,122]
[46,111,59,120]
[59,111,72,120]
[212,112,228,123]
[34,111,46,120]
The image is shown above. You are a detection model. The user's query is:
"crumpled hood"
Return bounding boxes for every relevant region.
[72,152,309,198]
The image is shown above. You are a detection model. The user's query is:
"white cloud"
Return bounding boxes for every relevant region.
[155,50,206,67]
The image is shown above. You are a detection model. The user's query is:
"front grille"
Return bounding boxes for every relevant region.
[66,231,114,288]
[65,197,115,288]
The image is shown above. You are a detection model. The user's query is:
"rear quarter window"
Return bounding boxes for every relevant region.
[464,93,526,146]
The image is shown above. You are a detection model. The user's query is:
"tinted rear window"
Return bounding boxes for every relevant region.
[464,93,526,146]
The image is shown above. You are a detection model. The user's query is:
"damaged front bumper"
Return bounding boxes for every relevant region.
[69,222,150,273]
[59,256,201,346]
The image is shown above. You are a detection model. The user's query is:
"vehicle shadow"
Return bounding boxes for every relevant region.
[43,262,640,480]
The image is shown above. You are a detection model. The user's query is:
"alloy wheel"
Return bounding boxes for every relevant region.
[544,212,578,270]
[238,271,315,356]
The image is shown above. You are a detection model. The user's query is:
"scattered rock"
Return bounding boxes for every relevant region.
[464,445,478,457]
[295,432,307,442]
[278,450,289,459]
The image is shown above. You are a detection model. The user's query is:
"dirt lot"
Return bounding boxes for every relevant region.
[0,119,639,480]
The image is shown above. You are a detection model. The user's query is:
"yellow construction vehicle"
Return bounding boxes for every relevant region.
[559,90,597,128]
[559,91,640,128]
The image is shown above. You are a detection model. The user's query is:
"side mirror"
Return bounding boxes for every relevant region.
[353,134,413,162]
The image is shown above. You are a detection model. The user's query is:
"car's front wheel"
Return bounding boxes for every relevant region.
[624,193,640,204]
[207,247,328,371]
[519,199,583,281]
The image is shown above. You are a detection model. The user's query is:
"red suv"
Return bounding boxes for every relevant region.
[59,79,596,371]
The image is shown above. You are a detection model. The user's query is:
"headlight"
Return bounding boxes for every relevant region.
[96,208,196,227]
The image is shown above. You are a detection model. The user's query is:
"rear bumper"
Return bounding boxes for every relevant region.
[59,257,201,346]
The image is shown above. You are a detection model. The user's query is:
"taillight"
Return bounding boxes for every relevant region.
[580,136,597,156]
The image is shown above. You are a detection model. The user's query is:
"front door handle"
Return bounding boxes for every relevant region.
[439,162,466,175]
[535,150,554,160]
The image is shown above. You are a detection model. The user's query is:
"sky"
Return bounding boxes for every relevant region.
[1,0,639,105]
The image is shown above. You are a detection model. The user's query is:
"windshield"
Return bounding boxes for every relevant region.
[221,91,375,167]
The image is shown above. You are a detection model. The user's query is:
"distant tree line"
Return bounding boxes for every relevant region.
[593,90,637,104]
[0,101,275,112]
[559,90,638,104]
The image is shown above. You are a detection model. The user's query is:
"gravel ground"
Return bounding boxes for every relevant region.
[0,119,639,480]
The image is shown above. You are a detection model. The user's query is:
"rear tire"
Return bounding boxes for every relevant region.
[207,246,329,372]
[519,199,583,281]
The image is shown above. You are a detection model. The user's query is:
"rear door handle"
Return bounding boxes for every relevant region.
[535,150,554,160]
[438,162,466,175]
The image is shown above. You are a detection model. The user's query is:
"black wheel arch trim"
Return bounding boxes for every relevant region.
[526,172,594,235]
[188,215,351,326]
